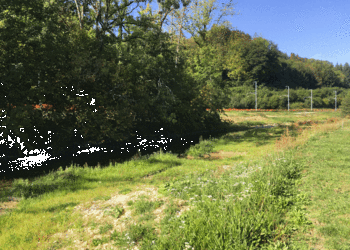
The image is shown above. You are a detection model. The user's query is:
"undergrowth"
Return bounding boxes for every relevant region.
[148,154,310,249]
[183,135,216,158]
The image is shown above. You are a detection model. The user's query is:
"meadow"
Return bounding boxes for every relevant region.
[0,110,348,249]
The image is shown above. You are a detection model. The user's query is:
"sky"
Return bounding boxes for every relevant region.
[127,0,350,67]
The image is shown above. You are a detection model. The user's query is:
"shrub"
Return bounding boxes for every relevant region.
[290,102,306,109]
[341,91,350,116]
[184,135,215,158]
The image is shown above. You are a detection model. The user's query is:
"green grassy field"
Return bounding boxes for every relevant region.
[0,110,348,249]
[287,125,350,249]
[220,110,341,127]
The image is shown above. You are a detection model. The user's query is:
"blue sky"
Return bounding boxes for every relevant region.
[128,0,350,66]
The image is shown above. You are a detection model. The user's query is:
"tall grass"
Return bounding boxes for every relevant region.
[151,155,306,249]
[275,117,345,153]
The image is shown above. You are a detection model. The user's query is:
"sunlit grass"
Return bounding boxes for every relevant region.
[220,110,342,126]
[287,122,350,249]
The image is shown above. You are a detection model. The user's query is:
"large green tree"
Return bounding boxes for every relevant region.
[1,0,202,157]
[0,0,84,154]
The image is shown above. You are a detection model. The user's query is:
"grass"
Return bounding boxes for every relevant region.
[220,110,342,127]
[0,110,346,249]
[286,123,350,249]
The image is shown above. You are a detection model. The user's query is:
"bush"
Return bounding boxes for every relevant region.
[184,135,215,158]
[290,102,307,109]
[341,91,350,116]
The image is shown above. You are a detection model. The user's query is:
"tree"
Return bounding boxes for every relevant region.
[0,0,85,154]
[181,0,240,45]
[158,0,241,113]
[342,62,350,86]
[0,0,198,156]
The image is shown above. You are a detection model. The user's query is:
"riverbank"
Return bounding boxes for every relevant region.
[0,111,345,249]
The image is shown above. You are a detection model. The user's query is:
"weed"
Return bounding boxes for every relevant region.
[93,195,111,201]
[125,223,156,247]
[99,223,114,234]
[133,197,164,215]
[89,221,98,230]
[184,137,215,158]
[138,212,156,222]
[118,188,132,195]
[91,236,110,247]
[103,205,124,219]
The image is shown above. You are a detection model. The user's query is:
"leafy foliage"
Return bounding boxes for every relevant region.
[184,135,215,158]
[1,0,223,156]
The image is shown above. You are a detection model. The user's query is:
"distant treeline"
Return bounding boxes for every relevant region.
[226,86,346,110]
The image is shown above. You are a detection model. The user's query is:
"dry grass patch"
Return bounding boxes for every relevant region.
[275,118,346,152]
[208,150,247,159]
[0,199,21,217]
[221,115,268,123]
[39,185,194,250]
[185,150,247,160]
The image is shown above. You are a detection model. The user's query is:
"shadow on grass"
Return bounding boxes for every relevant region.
[16,201,81,215]
[83,159,183,181]
[213,126,286,148]
[241,128,285,146]
[3,174,94,201]
[3,158,183,202]
[47,202,82,213]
